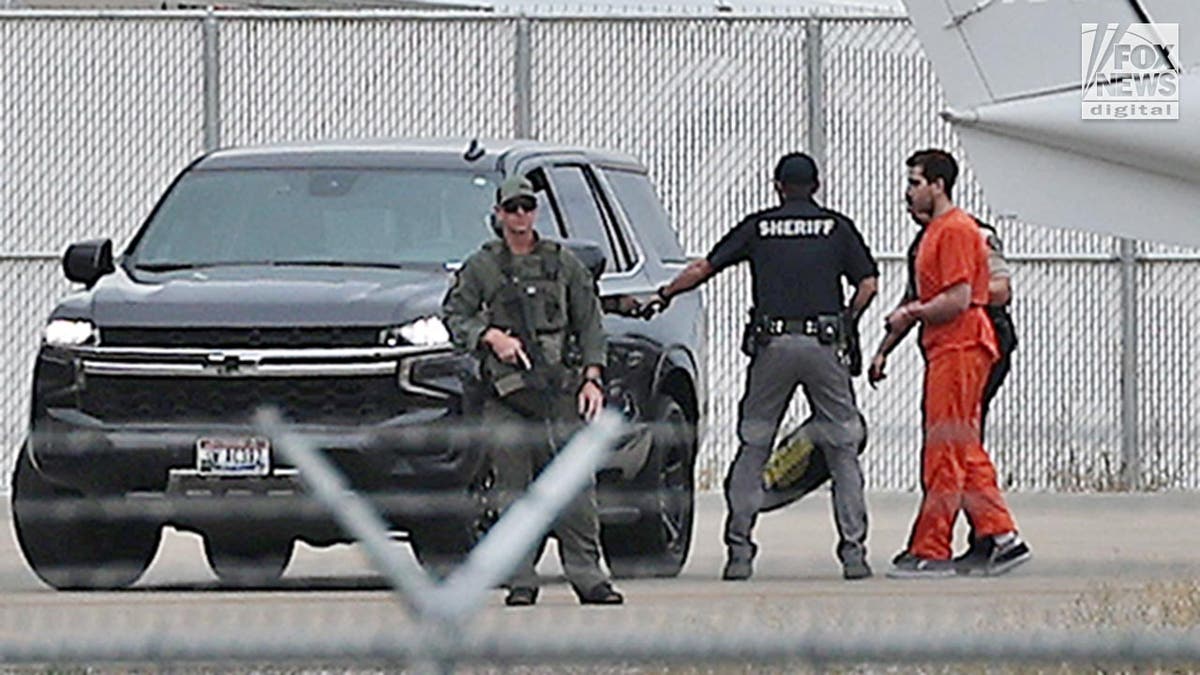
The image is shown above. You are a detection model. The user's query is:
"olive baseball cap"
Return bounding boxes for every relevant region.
[497,175,537,204]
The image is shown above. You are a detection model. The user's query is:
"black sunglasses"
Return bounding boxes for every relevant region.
[500,196,537,214]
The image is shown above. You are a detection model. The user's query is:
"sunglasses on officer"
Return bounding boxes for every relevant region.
[500,196,537,214]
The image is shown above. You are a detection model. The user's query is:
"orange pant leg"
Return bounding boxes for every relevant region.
[958,350,1017,539]
[908,347,1013,560]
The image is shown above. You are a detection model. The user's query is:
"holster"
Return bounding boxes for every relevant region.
[838,310,863,377]
[740,308,771,358]
[816,314,842,345]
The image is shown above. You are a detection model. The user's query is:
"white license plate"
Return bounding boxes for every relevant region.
[196,437,271,476]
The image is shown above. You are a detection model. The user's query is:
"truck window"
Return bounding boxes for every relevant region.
[547,165,623,272]
[604,169,686,264]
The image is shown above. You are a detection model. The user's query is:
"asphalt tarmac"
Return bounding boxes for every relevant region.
[0,491,1197,668]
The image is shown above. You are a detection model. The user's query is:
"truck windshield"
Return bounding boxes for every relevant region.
[130,168,501,268]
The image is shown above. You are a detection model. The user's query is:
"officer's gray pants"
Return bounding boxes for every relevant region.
[723,334,868,566]
[485,397,609,593]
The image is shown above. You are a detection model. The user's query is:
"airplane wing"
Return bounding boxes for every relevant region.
[901,0,1200,247]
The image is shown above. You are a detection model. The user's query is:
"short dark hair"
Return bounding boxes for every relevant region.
[906,149,958,198]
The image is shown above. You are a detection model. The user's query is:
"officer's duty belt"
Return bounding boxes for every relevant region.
[764,317,822,336]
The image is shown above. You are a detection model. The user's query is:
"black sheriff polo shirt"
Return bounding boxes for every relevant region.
[706,197,878,319]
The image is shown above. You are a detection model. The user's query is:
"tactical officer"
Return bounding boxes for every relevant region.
[642,153,879,581]
[442,175,623,606]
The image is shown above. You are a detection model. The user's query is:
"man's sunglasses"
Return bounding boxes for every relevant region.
[500,196,537,214]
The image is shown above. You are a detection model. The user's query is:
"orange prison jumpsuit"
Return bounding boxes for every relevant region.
[907,208,1016,560]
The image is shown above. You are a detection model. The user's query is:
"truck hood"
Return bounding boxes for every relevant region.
[83,264,454,327]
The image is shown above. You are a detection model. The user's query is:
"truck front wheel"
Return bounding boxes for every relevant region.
[12,442,160,590]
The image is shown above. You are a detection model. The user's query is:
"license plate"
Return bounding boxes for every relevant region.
[196,437,270,476]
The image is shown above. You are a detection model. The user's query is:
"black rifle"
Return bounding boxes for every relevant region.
[493,274,565,421]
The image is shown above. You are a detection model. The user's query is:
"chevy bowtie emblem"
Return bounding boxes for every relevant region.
[205,353,260,374]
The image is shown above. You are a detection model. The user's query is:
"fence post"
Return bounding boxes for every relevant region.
[1119,237,1139,490]
[514,16,532,138]
[203,7,221,152]
[804,19,825,176]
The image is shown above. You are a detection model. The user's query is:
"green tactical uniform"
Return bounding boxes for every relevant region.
[442,235,610,594]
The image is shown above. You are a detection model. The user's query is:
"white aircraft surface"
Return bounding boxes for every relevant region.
[901,0,1200,247]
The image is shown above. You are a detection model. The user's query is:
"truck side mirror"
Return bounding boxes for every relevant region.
[63,239,115,287]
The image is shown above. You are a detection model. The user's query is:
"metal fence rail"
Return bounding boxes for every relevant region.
[2,625,1200,669]
[2,11,1198,492]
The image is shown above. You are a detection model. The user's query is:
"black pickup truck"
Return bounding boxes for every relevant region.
[18,139,705,589]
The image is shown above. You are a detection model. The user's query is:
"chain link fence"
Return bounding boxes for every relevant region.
[2,10,1197,493]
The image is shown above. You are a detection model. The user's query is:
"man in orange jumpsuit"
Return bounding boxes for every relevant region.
[884,149,1031,579]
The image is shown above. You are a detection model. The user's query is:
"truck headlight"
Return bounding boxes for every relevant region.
[43,319,97,347]
[380,317,450,347]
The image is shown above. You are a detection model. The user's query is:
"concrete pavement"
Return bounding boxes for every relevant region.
[0,491,1196,665]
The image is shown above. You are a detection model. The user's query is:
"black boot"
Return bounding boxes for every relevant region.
[575,581,624,605]
[722,556,753,581]
[505,586,539,607]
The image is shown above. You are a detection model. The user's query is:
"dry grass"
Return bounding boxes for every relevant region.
[1066,579,1200,631]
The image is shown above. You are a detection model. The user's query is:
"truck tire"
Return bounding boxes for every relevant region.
[409,457,497,579]
[602,396,696,578]
[12,442,160,590]
[203,530,293,587]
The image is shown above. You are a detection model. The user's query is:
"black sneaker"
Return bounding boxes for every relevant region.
[504,586,539,607]
[843,559,873,580]
[886,552,956,579]
[985,536,1031,577]
[575,582,624,605]
[953,538,994,576]
[722,557,753,581]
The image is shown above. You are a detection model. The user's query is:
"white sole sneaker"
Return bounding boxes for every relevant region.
[886,564,957,580]
[986,542,1032,577]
